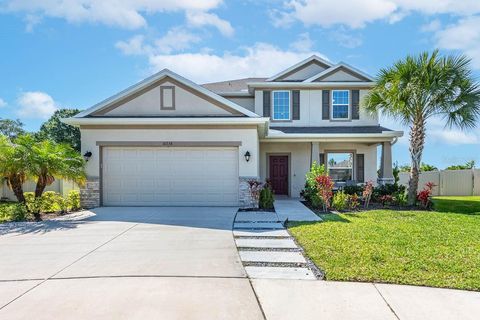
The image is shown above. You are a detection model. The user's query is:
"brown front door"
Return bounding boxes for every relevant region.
[269,155,289,195]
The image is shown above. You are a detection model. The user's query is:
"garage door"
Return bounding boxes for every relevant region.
[102,147,239,206]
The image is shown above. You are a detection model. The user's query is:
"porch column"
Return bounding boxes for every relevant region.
[310,142,320,167]
[378,142,394,185]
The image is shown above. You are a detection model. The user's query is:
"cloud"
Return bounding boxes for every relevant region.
[0,98,7,108]
[290,32,314,52]
[2,0,224,29]
[143,43,328,83]
[434,16,480,68]
[116,28,201,56]
[420,19,441,33]
[329,28,363,48]
[274,0,480,29]
[186,11,234,37]
[17,91,58,119]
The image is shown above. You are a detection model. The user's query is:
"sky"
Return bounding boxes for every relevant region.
[0,0,479,169]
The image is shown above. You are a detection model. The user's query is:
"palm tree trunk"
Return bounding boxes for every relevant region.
[9,175,25,203]
[408,117,426,205]
[33,175,48,221]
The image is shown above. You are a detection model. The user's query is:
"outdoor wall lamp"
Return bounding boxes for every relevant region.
[244,151,251,162]
[83,151,92,162]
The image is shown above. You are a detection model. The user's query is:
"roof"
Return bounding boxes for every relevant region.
[73,69,260,118]
[270,126,393,134]
[304,62,374,82]
[202,78,267,95]
[266,55,333,82]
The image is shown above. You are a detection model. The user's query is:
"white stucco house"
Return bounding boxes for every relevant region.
[63,56,403,208]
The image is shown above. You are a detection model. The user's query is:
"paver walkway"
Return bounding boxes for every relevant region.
[233,210,318,280]
[274,198,321,222]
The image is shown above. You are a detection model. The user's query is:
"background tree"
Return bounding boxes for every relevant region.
[0,118,25,139]
[399,163,438,172]
[0,135,31,203]
[37,109,81,151]
[364,50,480,204]
[446,160,475,170]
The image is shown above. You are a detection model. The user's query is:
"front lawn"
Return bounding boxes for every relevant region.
[288,209,480,291]
[432,196,480,213]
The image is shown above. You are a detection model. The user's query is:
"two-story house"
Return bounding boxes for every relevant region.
[64,56,403,208]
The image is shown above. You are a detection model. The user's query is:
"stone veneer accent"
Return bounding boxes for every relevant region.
[239,176,258,208]
[80,178,100,208]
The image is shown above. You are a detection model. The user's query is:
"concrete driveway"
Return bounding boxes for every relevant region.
[0,207,264,319]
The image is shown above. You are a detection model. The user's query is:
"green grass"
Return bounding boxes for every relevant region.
[432,196,480,213]
[289,209,480,291]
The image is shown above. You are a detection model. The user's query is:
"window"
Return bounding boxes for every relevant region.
[332,90,349,119]
[327,152,353,181]
[272,91,290,120]
[161,86,175,110]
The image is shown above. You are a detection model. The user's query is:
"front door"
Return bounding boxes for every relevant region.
[269,155,289,195]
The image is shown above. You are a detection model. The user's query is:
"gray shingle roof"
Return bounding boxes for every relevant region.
[270,126,393,134]
[202,78,267,94]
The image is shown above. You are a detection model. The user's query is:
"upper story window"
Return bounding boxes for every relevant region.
[332,90,349,119]
[272,91,290,120]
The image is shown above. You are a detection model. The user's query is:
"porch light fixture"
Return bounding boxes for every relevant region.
[244,151,251,162]
[83,151,92,162]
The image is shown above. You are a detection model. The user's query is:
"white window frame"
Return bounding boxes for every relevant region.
[271,90,291,121]
[331,90,350,120]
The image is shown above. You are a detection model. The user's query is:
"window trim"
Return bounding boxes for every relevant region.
[160,86,176,110]
[271,90,292,121]
[325,150,356,182]
[331,89,350,121]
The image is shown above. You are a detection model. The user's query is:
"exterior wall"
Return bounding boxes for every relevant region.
[105,81,233,117]
[80,127,259,207]
[260,142,311,197]
[399,169,480,196]
[224,96,255,112]
[254,89,378,126]
[259,142,378,198]
[319,142,378,184]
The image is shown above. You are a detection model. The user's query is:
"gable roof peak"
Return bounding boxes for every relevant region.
[303,62,374,83]
[266,54,333,81]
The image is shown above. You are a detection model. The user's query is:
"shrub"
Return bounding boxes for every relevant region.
[332,191,349,211]
[348,194,360,210]
[394,191,408,206]
[362,181,374,208]
[40,191,61,212]
[68,190,81,210]
[373,183,406,201]
[316,175,334,212]
[417,182,436,209]
[343,185,363,195]
[57,196,70,213]
[259,185,275,209]
[379,194,394,206]
[24,192,42,213]
[301,161,326,208]
[1,203,29,222]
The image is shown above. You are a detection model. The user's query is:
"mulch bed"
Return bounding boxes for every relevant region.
[301,200,420,215]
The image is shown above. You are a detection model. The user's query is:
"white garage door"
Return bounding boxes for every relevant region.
[102,147,239,206]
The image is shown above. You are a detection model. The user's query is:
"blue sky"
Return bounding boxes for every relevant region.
[0,0,479,168]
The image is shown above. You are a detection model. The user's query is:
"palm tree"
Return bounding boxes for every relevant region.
[364,50,480,204]
[0,135,31,203]
[28,139,86,198]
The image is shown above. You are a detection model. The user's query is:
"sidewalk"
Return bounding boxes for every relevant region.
[252,279,480,320]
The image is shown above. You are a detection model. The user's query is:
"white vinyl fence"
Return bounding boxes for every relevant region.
[398,169,480,196]
[1,179,79,201]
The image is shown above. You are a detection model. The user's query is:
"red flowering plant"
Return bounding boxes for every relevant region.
[417,182,436,209]
[362,180,374,208]
[379,194,394,207]
[315,175,334,212]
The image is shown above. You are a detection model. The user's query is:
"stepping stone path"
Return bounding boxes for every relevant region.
[233,210,319,280]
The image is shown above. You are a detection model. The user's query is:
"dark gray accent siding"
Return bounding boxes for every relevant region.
[263,91,271,117]
[356,154,365,182]
[322,90,330,120]
[292,90,300,120]
[352,90,360,120]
